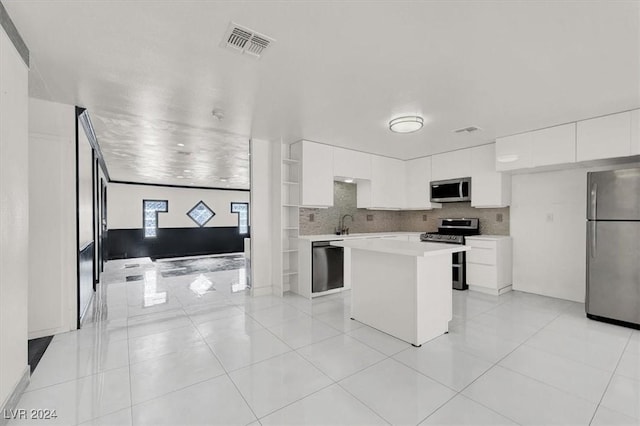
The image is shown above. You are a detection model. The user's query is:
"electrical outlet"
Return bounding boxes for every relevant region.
[422,214,427,221]
[546,213,554,222]
[366,214,373,222]
[496,213,503,222]
[309,213,314,222]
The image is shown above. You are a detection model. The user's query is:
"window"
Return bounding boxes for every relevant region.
[231,202,249,235]
[187,201,215,227]
[143,200,168,238]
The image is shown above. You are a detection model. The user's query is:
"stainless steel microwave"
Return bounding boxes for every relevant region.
[430,177,471,202]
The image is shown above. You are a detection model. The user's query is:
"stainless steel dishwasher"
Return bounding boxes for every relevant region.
[312,241,344,293]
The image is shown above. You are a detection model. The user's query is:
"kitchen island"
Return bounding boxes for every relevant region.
[331,239,470,346]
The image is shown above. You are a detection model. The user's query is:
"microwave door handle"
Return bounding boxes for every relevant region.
[459,182,463,198]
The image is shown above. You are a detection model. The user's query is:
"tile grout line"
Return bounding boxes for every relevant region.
[588,332,634,425]
[184,296,262,423]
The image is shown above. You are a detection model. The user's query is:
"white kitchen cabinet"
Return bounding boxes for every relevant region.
[431,149,472,181]
[470,144,511,208]
[531,123,576,167]
[290,140,334,207]
[357,155,405,209]
[631,109,640,155]
[404,156,441,210]
[465,236,512,296]
[577,111,635,162]
[495,132,533,171]
[333,147,371,180]
[496,123,576,171]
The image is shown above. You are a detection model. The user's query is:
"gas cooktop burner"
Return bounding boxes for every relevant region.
[419,218,480,245]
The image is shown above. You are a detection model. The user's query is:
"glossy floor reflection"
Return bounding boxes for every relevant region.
[10,257,640,425]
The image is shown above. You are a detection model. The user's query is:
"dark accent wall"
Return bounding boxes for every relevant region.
[107,227,249,260]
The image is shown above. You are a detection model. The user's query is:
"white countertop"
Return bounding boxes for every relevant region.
[298,232,422,242]
[330,239,470,257]
[465,235,511,241]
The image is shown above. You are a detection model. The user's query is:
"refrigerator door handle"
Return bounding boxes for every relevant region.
[590,221,597,258]
[591,182,598,219]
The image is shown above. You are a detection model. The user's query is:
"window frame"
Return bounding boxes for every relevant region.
[186,200,216,227]
[230,202,249,235]
[142,199,168,238]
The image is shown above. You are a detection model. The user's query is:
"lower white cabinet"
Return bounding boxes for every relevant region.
[465,236,512,295]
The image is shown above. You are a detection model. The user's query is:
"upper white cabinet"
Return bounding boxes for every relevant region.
[531,123,576,167]
[632,109,640,155]
[405,156,441,210]
[496,123,576,172]
[431,149,472,181]
[333,147,371,180]
[290,140,334,207]
[495,132,533,171]
[357,155,405,209]
[470,144,511,208]
[577,111,637,162]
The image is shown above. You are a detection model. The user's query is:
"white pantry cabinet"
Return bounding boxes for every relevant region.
[470,144,511,208]
[404,156,441,210]
[431,149,472,181]
[576,111,636,162]
[465,236,512,296]
[290,140,334,207]
[333,147,371,180]
[357,155,405,209]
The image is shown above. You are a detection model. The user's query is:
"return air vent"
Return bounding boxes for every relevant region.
[453,126,482,134]
[221,22,275,59]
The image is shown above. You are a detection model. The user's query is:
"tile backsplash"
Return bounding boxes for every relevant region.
[299,181,509,235]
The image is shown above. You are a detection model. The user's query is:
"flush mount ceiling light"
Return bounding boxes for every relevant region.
[389,116,424,134]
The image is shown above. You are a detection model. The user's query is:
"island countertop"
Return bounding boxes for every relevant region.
[331,239,470,257]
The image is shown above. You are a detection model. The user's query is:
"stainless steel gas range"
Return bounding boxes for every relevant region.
[420,218,480,290]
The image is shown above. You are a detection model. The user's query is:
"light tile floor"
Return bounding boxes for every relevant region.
[9,256,640,426]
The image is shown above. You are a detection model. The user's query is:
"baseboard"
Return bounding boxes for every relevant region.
[28,326,67,340]
[251,286,274,297]
[0,366,30,425]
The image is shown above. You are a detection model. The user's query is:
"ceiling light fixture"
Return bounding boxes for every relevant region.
[389,116,424,133]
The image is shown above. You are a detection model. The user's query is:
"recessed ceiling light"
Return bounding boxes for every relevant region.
[177,143,185,147]
[344,178,354,183]
[389,116,424,133]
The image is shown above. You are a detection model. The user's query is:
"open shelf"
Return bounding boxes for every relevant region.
[283,270,299,276]
[283,181,299,185]
[282,204,300,207]
[282,249,298,253]
[283,159,299,165]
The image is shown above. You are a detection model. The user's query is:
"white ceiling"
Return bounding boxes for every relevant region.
[5,0,640,189]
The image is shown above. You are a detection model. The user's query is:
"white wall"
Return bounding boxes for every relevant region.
[250,139,274,296]
[107,183,249,229]
[511,160,640,302]
[0,26,29,409]
[28,98,77,338]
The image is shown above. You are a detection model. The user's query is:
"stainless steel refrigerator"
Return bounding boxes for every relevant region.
[586,167,640,328]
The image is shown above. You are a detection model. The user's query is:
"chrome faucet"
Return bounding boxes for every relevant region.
[339,214,354,235]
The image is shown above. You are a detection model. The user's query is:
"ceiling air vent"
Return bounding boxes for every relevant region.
[453,126,482,134]
[221,22,275,59]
